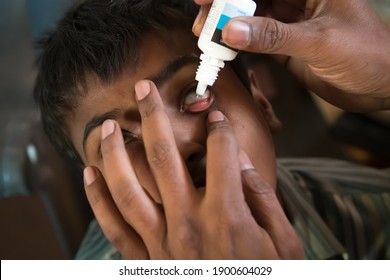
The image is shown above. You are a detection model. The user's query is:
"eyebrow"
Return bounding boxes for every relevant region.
[148,54,199,87]
[82,109,122,154]
[82,54,200,155]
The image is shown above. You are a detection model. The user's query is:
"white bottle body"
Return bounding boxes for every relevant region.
[196,0,257,95]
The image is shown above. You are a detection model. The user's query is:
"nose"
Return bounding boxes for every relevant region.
[182,142,206,168]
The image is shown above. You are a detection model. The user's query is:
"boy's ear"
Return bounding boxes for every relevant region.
[248,68,283,133]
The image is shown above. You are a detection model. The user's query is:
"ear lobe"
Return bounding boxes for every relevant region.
[248,69,283,133]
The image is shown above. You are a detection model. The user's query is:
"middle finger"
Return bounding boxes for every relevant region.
[100,119,163,245]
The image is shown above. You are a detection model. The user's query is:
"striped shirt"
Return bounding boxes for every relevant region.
[277,158,390,259]
[75,158,390,259]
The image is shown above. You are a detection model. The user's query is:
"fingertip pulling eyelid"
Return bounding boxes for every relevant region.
[97,129,140,159]
[181,86,214,113]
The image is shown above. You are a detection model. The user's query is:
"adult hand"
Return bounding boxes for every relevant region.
[82,80,303,259]
[193,0,390,112]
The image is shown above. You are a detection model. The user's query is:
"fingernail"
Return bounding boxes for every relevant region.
[192,8,203,33]
[84,167,96,186]
[208,111,224,123]
[102,120,115,140]
[135,80,151,101]
[239,150,255,171]
[225,21,251,46]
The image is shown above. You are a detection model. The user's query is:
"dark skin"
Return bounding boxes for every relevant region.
[193,0,390,112]
[72,30,303,259]
[71,0,390,259]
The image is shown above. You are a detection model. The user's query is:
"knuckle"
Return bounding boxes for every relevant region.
[115,185,138,209]
[252,180,273,196]
[101,137,120,155]
[208,131,238,156]
[148,140,174,168]
[245,172,274,196]
[260,20,288,52]
[210,213,245,247]
[250,182,275,202]
[173,220,201,258]
[141,102,161,121]
[213,205,246,232]
[105,228,148,259]
[217,213,241,230]
[87,191,102,208]
[208,120,232,133]
[281,230,304,259]
[105,230,125,249]
[114,184,154,226]
[208,122,236,144]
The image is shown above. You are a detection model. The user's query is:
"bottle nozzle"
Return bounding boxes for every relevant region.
[195,54,225,96]
[196,82,208,96]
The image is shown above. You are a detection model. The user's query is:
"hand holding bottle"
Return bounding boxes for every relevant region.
[193,0,390,112]
[195,0,256,95]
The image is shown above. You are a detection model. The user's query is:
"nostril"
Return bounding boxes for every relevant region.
[179,143,206,187]
[185,146,206,164]
[186,150,207,188]
[187,152,200,163]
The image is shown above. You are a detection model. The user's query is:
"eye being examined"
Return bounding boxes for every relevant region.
[122,130,141,145]
[180,83,214,113]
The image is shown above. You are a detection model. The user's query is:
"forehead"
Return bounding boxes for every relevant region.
[138,30,199,71]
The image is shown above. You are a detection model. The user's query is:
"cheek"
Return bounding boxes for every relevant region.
[238,121,276,187]
[228,107,277,188]
[169,111,208,145]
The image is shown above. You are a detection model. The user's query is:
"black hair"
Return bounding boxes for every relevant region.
[34,0,199,168]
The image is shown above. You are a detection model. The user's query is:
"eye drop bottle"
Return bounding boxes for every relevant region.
[195,0,257,96]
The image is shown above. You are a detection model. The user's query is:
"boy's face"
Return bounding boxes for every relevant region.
[68,29,277,201]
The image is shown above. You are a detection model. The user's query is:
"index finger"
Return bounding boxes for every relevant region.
[135,80,197,215]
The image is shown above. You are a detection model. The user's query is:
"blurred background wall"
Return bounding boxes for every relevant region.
[0,0,92,260]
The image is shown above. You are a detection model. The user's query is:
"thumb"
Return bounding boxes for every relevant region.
[222,16,316,59]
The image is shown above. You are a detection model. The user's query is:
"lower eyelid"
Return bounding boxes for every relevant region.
[181,90,214,113]
[95,129,139,157]
[123,131,143,147]
[97,135,139,158]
